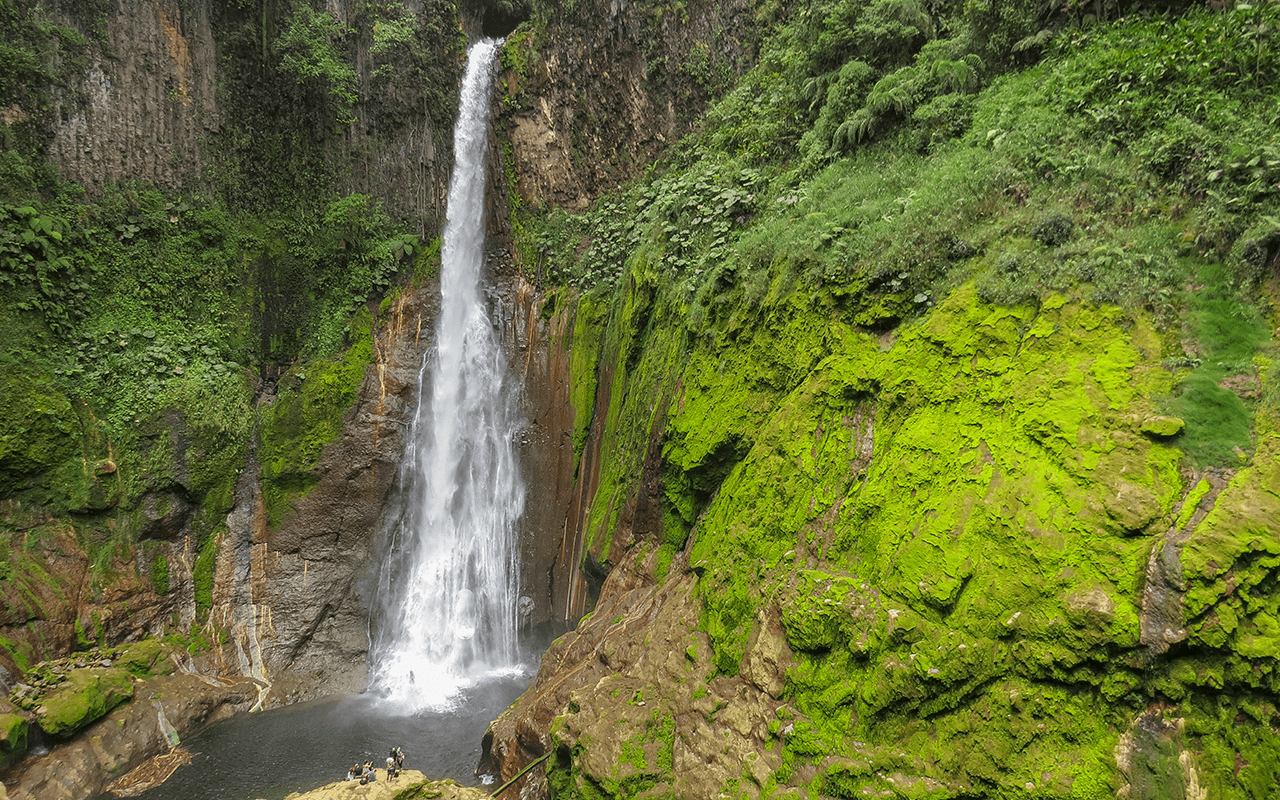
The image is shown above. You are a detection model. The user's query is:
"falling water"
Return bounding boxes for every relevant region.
[368,37,524,712]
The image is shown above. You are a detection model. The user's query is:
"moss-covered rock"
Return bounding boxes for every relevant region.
[0,710,29,767]
[114,639,170,678]
[35,666,135,738]
[528,248,1280,797]
[259,308,375,526]
[0,358,84,502]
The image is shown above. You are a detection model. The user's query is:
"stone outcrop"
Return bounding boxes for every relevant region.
[47,0,220,196]
[278,772,489,800]
[481,548,792,799]
[501,273,590,628]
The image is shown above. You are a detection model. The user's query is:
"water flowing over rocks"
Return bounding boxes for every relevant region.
[369,37,526,710]
[245,283,444,700]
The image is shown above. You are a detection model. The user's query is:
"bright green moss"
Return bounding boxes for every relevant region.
[149,550,170,596]
[115,638,168,677]
[0,356,82,500]
[36,667,134,738]
[193,529,220,622]
[568,292,608,460]
[259,307,374,526]
[0,712,27,767]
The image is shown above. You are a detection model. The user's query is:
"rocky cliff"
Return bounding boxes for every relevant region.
[473,2,1280,798]
[42,0,460,228]
[4,0,1280,797]
[486,277,1280,798]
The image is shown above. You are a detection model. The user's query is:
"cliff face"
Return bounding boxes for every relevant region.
[41,0,458,226]
[47,0,221,195]
[483,272,1280,800]
[473,3,1280,798]
[494,0,759,212]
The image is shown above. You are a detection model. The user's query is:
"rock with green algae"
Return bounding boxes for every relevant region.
[113,638,171,677]
[1140,415,1186,437]
[0,360,81,498]
[501,271,1280,798]
[0,709,28,767]
[35,666,134,738]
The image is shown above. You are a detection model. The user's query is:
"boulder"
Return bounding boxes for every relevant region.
[35,667,134,738]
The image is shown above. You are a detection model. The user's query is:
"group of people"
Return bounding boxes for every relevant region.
[346,747,406,784]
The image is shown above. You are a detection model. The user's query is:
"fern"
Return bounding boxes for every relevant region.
[930,54,983,93]
[882,0,935,40]
[834,107,877,150]
[1014,28,1056,52]
[865,67,924,116]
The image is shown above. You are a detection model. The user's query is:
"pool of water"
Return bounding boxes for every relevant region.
[103,672,532,800]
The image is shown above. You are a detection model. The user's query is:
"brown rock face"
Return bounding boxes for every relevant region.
[494,0,759,214]
[48,0,220,195]
[207,283,442,700]
[480,548,791,800]
[500,274,588,629]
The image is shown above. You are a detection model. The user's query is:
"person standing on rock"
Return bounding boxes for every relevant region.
[387,752,397,779]
[395,746,405,771]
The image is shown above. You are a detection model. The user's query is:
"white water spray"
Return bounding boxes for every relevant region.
[369,38,524,712]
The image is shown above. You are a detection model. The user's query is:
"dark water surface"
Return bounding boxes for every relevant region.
[104,673,531,800]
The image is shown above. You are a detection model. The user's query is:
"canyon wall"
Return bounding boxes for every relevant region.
[481,267,1280,800]
[43,0,457,229]
[5,0,1280,798]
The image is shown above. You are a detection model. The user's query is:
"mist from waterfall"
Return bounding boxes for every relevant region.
[368,37,524,713]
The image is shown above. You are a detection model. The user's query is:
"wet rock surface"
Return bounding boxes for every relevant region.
[498,273,588,629]
[235,282,443,700]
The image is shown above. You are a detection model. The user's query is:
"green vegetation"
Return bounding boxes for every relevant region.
[148,548,170,597]
[0,0,462,673]
[515,1,1280,797]
[273,5,359,124]
[5,639,173,748]
[260,306,375,526]
[0,711,28,768]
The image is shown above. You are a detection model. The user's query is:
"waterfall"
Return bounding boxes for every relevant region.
[368,38,524,712]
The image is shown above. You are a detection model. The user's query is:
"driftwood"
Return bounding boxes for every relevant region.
[105,746,194,797]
